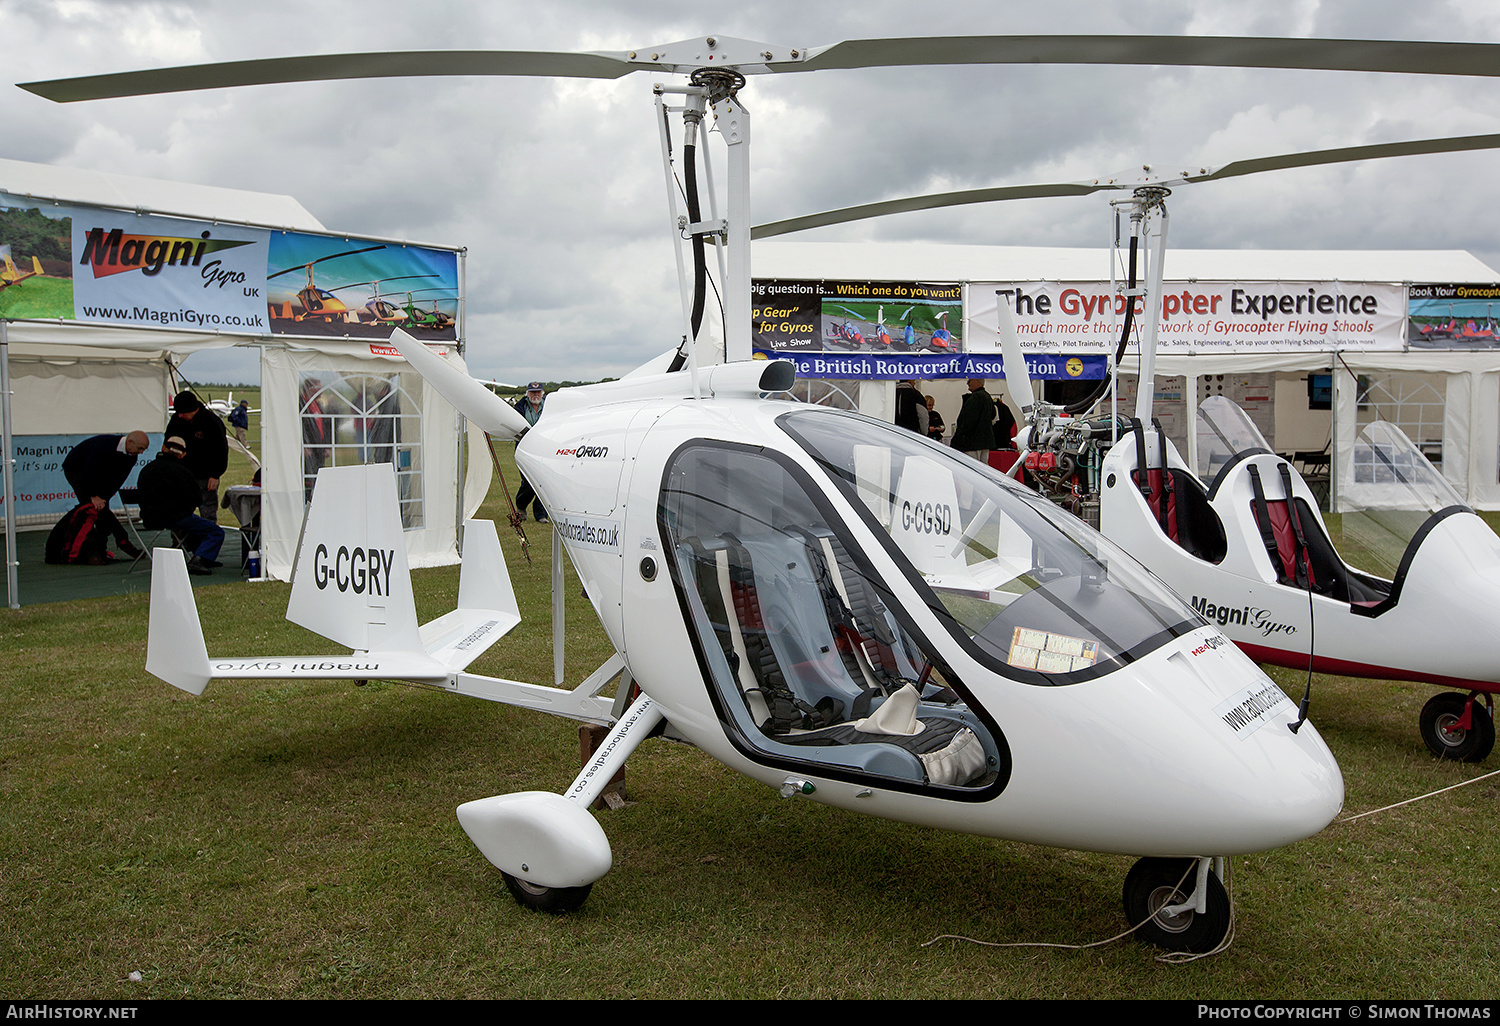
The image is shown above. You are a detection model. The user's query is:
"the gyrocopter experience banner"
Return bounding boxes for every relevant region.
[967,280,1407,354]
[0,193,460,342]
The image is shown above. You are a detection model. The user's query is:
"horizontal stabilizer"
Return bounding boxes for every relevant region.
[145,466,524,695]
[192,652,448,682]
[419,519,521,671]
[145,545,449,693]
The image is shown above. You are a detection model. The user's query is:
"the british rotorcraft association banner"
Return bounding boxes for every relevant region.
[966,280,1407,354]
[750,276,1115,378]
[0,193,461,343]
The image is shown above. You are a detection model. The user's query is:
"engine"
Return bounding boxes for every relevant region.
[1020,411,1135,531]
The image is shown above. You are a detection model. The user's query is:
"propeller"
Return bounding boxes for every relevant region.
[20,34,1500,102]
[384,328,531,439]
[752,132,1500,238]
[994,296,1036,427]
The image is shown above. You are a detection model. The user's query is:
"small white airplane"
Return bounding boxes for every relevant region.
[33,30,1500,953]
[202,392,258,418]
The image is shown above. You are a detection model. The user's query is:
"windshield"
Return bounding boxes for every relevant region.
[1341,420,1471,579]
[1197,395,1273,478]
[779,410,1202,685]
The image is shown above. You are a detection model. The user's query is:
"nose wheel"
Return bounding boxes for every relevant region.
[1123,856,1231,954]
[1419,692,1495,763]
[502,872,593,914]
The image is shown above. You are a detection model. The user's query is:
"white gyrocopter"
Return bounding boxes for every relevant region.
[772,153,1500,766]
[27,33,1500,954]
[1104,393,1500,763]
[1032,380,1500,764]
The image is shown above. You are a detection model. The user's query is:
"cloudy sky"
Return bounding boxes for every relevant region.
[4,0,1500,384]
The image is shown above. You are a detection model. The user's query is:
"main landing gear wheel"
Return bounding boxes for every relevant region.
[502,872,593,914]
[1123,857,1231,954]
[1419,692,1495,763]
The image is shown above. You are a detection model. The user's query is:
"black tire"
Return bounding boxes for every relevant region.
[1122,857,1231,954]
[502,872,592,914]
[1420,693,1495,763]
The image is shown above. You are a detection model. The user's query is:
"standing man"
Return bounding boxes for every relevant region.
[136,435,225,575]
[165,391,229,522]
[893,380,929,435]
[513,381,548,523]
[63,431,149,510]
[229,400,250,447]
[950,379,998,464]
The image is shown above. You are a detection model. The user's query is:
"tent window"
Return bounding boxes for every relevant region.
[1356,374,1446,472]
[299,370,424,528]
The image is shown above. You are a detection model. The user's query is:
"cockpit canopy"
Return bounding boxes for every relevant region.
[777,411,1201,685]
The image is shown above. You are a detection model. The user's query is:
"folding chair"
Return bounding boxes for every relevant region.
[115,487,184,573]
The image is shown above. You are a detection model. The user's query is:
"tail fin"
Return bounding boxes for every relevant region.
[1,255,16,281]
[286,463,423,653]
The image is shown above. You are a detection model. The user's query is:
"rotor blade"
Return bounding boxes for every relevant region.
[797,35,1500,79]
[1191,132,1500,184]
[329,274,441,293]
[755,132,1500,238]
[19,49,636,102]
[29,33,1500,104]
[752,181,1105,239]
[268,245,388,279]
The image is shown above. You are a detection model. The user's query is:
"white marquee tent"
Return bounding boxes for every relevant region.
[0,157,491,602]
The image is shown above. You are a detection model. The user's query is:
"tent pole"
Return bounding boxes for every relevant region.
[455,295,467,556]
[1,321,18,608]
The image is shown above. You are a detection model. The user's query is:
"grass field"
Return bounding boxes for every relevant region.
[0,276,74,320]
[1,445,1498,1000]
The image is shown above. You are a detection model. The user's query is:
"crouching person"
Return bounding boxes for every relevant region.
[137,435,225,576]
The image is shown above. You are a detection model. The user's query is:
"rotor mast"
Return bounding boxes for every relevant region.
[653,52,757,375]
[1113,186,1170,424]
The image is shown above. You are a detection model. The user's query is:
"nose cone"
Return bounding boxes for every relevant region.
[1387,513,1500,685]
[993,631,1344,856]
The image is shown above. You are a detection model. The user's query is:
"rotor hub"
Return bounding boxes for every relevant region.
[690,67,747,104]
